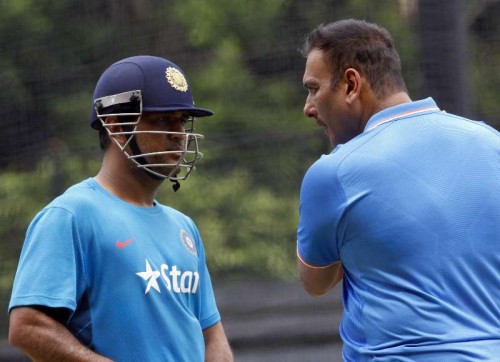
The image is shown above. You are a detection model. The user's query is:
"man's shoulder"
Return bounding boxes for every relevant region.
[48,178,102,212]
[440,112,500,138]
[304,130,403,192]
[313,134,378,170]
[156,202,196,225]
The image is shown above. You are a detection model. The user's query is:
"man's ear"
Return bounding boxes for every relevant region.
[344,68,362,105]
[103,116,127,145]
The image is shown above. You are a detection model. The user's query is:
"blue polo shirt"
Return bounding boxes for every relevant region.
[298,98,500,361]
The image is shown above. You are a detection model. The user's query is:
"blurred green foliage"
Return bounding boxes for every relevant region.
[1,0,499,339]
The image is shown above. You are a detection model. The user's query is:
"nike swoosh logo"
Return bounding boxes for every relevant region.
[116,238,135,249]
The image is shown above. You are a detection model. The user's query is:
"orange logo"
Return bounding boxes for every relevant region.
[116,238,135,249]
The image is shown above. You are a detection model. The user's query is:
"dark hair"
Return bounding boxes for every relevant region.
[99,127,110,150]
[301,19,408,98]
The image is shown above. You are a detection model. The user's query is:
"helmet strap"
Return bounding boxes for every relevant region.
[127,136,164,181]
[124,131,181,191]
[118,122,163,182]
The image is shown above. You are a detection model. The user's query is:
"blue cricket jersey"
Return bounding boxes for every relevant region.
[298,98,500,361]
[10,178,220,361]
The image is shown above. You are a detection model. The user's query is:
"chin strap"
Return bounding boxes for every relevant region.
[127,137,149,169]
[125,130,181,190]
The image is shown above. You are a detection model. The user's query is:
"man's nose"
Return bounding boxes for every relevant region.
[303,96,317,118]
[167,122,186,142]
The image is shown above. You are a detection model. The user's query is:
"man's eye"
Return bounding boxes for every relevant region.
[305,86,317,94]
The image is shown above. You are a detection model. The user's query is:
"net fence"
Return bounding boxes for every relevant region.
[1,0,499,341]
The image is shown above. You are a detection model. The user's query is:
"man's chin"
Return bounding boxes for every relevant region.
[158,166,182,178]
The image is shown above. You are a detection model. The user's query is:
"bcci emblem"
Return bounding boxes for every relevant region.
[180,229,197,255]
[166,67,188,92]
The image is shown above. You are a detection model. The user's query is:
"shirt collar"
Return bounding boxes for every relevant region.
[364,97,440,132]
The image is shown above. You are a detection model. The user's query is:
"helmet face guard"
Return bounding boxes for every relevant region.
[90,56,213,185]
[94,90,204,181]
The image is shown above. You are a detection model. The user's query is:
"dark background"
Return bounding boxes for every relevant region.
[1,1,499,360]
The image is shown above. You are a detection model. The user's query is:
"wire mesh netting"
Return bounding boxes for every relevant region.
[1,1,499,358]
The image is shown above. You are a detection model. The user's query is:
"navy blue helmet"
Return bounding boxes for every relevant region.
[90,56,213,185]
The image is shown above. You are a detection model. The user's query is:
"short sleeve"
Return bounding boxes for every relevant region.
[190,225,220,330]
[297,155,347,267]
[9,207,85,313]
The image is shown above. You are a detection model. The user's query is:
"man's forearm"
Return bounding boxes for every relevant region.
[9,307,112,362]
[203,322,233,362]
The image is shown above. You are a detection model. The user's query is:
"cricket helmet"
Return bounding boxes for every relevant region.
[90,55,213,187]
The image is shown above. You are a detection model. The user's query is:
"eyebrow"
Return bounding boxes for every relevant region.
[303,79,317,89]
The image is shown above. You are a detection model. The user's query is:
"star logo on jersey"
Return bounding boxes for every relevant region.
[135,259,161,294]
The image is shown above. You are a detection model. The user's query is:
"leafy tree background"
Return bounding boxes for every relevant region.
[1,0,499,339]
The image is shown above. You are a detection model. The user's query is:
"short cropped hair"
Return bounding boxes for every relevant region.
[99,127,110,150]
[302,19,408,99]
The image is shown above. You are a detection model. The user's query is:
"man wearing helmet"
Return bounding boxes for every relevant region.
[8,56,233,361]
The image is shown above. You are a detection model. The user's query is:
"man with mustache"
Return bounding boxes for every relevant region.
[297,19,500,361]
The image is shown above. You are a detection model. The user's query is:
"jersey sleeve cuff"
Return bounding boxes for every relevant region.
[8,295,76,314]
[200,311,221,330]
[296,244,338,269]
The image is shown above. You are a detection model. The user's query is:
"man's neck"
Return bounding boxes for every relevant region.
[95,151,162,207]
[373,92,412,116]
[360,91,412,129]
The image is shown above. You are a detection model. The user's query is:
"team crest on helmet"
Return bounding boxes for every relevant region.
[166,67,188,92]
[180,229,197,255]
